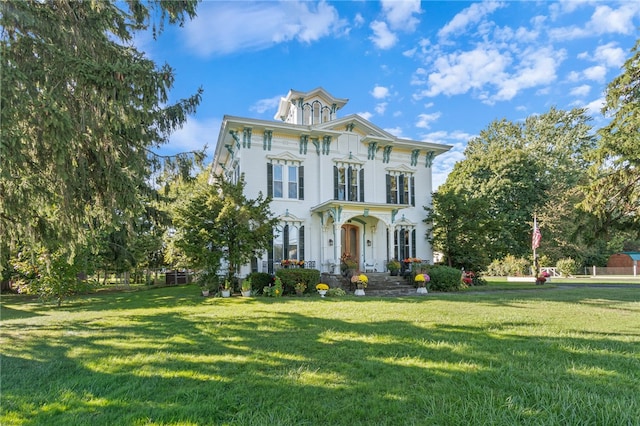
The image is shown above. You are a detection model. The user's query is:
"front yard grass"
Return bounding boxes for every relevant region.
[2,285,639,425]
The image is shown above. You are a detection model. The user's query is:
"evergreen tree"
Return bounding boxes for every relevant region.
[582,39,640,236]
[0,1,203,261]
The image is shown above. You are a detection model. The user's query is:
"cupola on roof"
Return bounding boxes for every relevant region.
[274,87,349,125]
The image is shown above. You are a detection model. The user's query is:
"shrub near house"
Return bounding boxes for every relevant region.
[428,266,464,292]
[275,268,321,295]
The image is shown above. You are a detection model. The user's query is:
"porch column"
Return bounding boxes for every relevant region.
[334,223,341,264]
[387,226,394,263]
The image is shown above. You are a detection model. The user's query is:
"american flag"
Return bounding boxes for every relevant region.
[532,218,541,250]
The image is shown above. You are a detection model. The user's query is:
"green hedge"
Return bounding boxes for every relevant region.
[275,268,320,294]
[428,265,464,292]
[246,272,272,295]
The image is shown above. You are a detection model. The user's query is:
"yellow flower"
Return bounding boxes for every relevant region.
[316,283,329,291]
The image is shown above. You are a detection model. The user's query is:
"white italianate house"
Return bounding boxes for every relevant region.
[212,87,451,276]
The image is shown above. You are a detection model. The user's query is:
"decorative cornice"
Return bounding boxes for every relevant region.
[385,164,416,175]
[266,151,305,165]
[333,153,365,168]
[411,149,420,166]
[299,135,309,155]
[263,130,273,151]
[425,151,436,167]
[382,145,393,163]
[367,142,380,160]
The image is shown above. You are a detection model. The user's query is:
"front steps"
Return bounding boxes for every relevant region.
[323,272,425,297]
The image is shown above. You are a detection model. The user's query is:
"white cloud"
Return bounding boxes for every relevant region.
[183,1,347,57]
[371,85,390,99]
[415,112,441,129]
[250,95,283,114]
[375,102,387,115]
[493,47,563,102]
[438,1,505,40]
[583,65,607,82]
[403,47,417,58]
[380,0,421,31]
[593,42,627,68]
[356,111,373,121]
[549,2,640,41]
[570,84,591,97]
[589,3,640,35]
[413,42,564,104]
[384,126,404,137]
[567,64,607,85]
[413,46,511,98]
[369,20,398,49]
[167,117,219,156]
[582,96,606,118]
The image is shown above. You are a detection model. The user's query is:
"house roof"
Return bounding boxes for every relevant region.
[621,252,640,261]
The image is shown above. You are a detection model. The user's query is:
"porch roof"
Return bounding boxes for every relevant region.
[309,200,410,218]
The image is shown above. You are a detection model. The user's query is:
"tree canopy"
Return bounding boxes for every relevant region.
[0,0,203,260]
[582,39,640,235]
[171,173,278,282]
[429,108,596,269]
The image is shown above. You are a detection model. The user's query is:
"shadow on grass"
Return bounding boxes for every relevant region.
[2,285,640,425]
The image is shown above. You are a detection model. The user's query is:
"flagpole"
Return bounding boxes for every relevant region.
[532,213,539,279]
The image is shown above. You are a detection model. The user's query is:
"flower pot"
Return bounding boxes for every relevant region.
[318,289,327,298]
[416,286,428,294]
[241,290,251,297]
[201,289,210,297]
[221,289,231,297]
[354,288,365,296]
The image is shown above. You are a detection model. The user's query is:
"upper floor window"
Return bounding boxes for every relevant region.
[267,163,304,200]
[334,166,365,202]
[386,174,415,206]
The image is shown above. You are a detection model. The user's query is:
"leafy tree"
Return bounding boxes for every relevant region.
[425,189,494,271]
[171,173,278,282]
[0,0,203,263]
[582,39,640,236]
[434,108,595,267]
[11,245,96,306]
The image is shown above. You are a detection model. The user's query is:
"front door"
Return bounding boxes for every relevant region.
[341,224,359,266]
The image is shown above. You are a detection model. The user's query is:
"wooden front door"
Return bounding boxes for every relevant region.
[341,224,359,266]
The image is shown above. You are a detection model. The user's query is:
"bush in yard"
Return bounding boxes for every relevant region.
[246,272,272,295]
[275,269,320,295]
[557,258,578,277]
[326,287,346,297]
[428,265,464,292]
[486,255,529,276]
[12,247,97,306]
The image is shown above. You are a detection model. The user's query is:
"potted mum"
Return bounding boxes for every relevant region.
[415,273,430,294]
[351,273,368,296]
[316,283,329,297]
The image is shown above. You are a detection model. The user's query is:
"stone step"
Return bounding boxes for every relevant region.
[344,272,426,296]
[320,272,427,296]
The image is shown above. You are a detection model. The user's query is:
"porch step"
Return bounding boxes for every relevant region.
[341,272,425,297]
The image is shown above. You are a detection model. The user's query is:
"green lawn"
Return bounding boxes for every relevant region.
[2,285,639,425]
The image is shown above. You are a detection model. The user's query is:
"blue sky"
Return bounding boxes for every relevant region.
[140,1,640,189]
